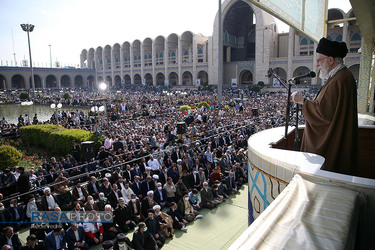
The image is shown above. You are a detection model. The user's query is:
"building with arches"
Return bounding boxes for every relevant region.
[0,1,361,91]
[0,67,95,90]
[79,1,360,89]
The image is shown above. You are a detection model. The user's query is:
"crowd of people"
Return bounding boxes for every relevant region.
[0,85,308,249]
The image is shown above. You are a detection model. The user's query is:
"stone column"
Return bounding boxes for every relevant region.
[120,46,124,87]
[342,20,349,65]
[192,36,197,86]
[152,41,156,86]
[164,40,168,85]
[130,46,134,84]
[357,36,374,113]
[178,38,182,85]
[226,47,231,62]
[312,43,318,85]
[287,27,295,80]
[141,44,144,84]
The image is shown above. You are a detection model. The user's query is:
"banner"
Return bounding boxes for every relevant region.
[273,78,280,87]
[231,78,238,88]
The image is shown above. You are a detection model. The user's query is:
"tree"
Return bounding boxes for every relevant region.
[63,93,72,99]
[19,92,29,100]
[0,145,23,170]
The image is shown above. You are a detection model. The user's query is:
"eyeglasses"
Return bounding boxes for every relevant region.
[316,56,328,63]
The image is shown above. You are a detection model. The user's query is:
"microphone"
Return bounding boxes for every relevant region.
[290,71,316,83]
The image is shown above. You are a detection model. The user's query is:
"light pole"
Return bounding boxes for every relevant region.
[218,0,223,104]
[99,82,108,126]
[20,24,35,96]
[49,45,52,68]
[50,103,62,125]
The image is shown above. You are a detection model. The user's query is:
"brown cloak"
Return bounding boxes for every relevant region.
[301,67,358,175]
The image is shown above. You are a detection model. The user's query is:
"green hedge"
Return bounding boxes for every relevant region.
[180,105,191,113]
[198,101,210,109]
[19,125,104,156]
[0,145,23,170]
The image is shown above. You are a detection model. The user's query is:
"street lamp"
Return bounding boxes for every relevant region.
[20,24,35,96]
[98,82,108,125]
[50,103,62,125]
[21,101,33,125]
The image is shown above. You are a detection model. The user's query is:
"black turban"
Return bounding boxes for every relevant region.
[316,37,348,58]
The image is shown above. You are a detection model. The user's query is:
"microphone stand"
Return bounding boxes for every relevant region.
[266,69,299,151]
[294,99,301,151]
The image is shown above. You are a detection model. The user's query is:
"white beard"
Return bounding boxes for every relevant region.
[319,60,330,80]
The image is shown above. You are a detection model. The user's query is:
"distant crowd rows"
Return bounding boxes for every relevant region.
[0,86,314,249]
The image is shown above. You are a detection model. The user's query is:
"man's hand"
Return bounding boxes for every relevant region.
[292,92,304,105]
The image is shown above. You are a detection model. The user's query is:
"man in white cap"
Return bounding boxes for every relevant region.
[141,191,157,218]
[41,187,60,211]
[292,37,358,175]
[147,155,161,173]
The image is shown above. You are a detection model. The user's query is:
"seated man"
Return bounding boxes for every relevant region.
[114,198,136,233]
[200,182,217,209]
[140,176,155,197]
[214,179,229,198]
[132,223,158,250]
[144,209,165,249]
[107,184,121,209]
[211,184,224,204]
[120,182,134,204]
[96,192,108,211]
[102,205,119,241]
[153,182,170,209]
[141,191,158,218]
[53,172,70,193]
[45,225,66,250]
[83,196,99,211]
[128,193,144,223]
[153,205,174,239]
[65,223,89,250]
[175,177,189,201]
[72,180,88,207]
[189,170,201,190]
[87,176,100,200]
[209,167,222,186]
[22,234,44,250]
[41,187,60,211]
[177,192,203,222]
[113,233,133,250]
[225,172,238,194]
[163,177,177,203]
[166,202,187,232]
[130,175,142,200]
[9,199,26,232]
[83,218,103,246]
[188,189,202,210]
[26,195,39,221]
[0,226,22,250]
[57,186,74,211]
[0,203,12,233]
[99,177,112,196]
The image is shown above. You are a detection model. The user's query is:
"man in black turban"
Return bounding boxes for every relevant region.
[292,37,358,175]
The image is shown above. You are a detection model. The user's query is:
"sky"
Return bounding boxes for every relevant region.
[0,0,352,68]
